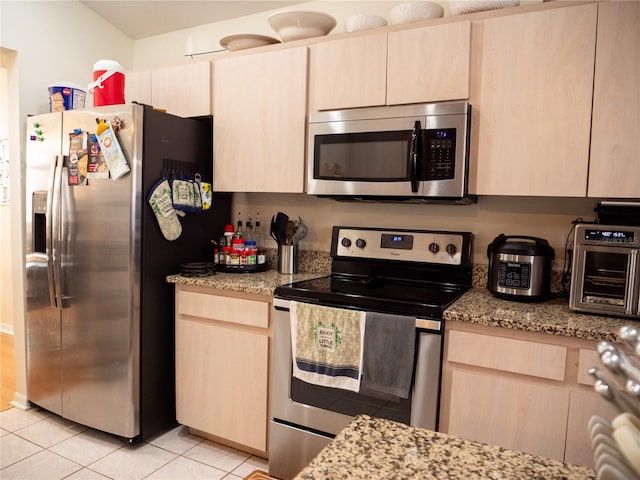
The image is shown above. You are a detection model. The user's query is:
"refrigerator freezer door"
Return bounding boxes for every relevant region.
[59,105,142,439]
[25,113,64,415]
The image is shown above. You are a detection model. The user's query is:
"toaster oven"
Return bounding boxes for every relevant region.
[570,224,640,318]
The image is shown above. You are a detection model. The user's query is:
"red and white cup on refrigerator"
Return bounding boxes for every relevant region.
[88,59,125,106]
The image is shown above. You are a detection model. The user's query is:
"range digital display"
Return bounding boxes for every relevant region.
[584,229,635,243]
[380,233,414,250]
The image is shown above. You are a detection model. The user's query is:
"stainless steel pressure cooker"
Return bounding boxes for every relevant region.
[487,234,555,301]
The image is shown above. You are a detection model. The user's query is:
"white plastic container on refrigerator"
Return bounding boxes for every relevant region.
[24,104,231,441]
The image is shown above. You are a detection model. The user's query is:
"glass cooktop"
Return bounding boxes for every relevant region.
[275,275,468,319]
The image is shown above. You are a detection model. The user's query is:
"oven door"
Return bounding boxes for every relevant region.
[269,298,443,479]
[570,244,640,317]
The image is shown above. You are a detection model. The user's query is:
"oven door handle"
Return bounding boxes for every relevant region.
[626,250,638,315]
[409,120,421,193]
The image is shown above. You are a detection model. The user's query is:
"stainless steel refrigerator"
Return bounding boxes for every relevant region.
[24,104,231,441]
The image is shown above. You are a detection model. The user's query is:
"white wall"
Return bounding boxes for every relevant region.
[134,1,401,67]
[1,1,134,118]
[132,0,544,68]
[0,0,134,407]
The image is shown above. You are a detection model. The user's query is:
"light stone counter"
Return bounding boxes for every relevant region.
[444,288,631,343]
[166,249,331,296]
[168,254,629,342]
[295,415,595,480]
[166,269,327,296]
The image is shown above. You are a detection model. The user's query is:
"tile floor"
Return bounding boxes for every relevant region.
[0,407,268,480]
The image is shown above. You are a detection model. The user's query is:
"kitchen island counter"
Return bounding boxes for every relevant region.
[294,415,595,480]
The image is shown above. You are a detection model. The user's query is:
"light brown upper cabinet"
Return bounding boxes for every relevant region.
[213,47,307,193]
[473,4,597,196]
[587,1,640,198]
[125,69,151,105]
[387,21,471,106]
[309,22,471,111]
[309,33,387,111]
[150,60,212,117]
[125,60,212,117]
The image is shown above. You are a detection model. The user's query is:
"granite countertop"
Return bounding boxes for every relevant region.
[168,252,631,342]
[167,249,331,295]
[294,415,595,480]
[444,288,631,343]
[166,269,327,296]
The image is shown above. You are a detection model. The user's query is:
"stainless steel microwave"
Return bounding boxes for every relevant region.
[307,102,473,203]
[570,224,640,318]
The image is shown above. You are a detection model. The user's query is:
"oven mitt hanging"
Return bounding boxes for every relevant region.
[195,173,211,211]
[171,177,202,213]
[199,180,212,210]
[148,178,182,241]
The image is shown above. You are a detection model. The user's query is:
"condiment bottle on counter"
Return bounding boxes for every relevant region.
[255,212,264,248]
[244,214,255,243]
[222,246,232,265]
[232,237,245,252]
[223,224,234,244]
[255,212,267,265]
[245,240,257,265]
[257,249,266,265]
[234,212,243,238]
[219,224,235,263]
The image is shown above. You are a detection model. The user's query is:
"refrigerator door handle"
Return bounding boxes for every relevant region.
[50,155,64,309]
[45,155,58,308]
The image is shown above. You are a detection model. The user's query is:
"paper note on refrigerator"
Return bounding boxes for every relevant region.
[95,120,130,180]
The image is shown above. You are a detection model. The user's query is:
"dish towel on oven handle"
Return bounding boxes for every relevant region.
[290,301,366,393]
[360,311,416,399]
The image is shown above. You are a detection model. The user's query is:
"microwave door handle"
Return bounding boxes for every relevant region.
[410,121,421,193]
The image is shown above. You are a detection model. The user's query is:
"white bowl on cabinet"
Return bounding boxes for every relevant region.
[268,11,337,42]
[390,2,445,25]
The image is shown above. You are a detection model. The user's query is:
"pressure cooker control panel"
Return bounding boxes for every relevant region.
[334,227,470,266]
[498,261,531,289]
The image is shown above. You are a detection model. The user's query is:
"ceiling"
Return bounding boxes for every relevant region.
[80,1,309,39]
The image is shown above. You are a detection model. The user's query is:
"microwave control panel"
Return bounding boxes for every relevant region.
[424,128,456,180]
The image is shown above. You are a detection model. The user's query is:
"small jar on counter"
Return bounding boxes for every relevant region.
[245,241,257,265]
[231,237,245,251]
[257,247,267,265]
[222,246,232,265]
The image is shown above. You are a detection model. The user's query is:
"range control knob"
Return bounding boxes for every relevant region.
[341,237,352,248]
[446,243,458,255]
[355,238,367,249]
[428,242,440,254]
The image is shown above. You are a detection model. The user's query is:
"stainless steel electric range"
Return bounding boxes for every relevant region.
[269,226,473,480]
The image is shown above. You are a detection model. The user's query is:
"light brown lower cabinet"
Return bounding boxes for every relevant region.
[175,284,272,457]
[440,321,619,468]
